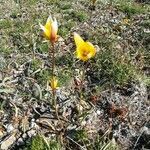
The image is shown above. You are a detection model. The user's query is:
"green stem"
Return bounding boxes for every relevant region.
[51,42,63,134]
[51,43,55,105]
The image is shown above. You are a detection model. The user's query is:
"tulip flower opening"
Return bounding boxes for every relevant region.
[40,16,58,43]
[50,77,58,90]
[74,33,96,61]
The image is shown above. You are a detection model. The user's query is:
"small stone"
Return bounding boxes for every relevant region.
[7,124,14,133]
[27,129,36,138]
[1,132,16,150]
[30,119,38,128]
[76,103,83,112]
[22,133,27,139]
[31,118,35,122]
[96,110,101,115]
[144,29,150,33]
[40,104,46,113]
[141,126,150,134]
[17,138,24,146]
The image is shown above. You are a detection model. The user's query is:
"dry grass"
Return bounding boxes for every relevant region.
[0,0,150,149]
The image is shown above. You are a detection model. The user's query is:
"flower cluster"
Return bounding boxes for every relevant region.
[40,15,96,90]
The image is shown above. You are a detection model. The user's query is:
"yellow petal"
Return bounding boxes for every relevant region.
[50,77,58,90]
[40,16,58,42]
[39,22,51,40]
[85,42,96,58]
[45,16,52,29]
[74,32,84,48]
[76,41,96,61]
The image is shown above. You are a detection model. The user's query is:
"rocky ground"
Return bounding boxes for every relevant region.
[0,0,150,149]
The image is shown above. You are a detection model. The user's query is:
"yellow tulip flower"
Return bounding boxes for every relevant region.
[74,33,96,61]
[50,77,58,90]
[40,16,58,43]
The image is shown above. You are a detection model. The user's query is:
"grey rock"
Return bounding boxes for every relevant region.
[27,129,36,138]
[17,138,24,146]
[6,124,14,133]
[22,133,27,139]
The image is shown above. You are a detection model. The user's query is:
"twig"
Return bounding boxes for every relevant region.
[10,101,18,118]
[50,43,61,125]
[66,136,86,150]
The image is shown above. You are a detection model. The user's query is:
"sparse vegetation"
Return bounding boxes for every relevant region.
[0,0,149,150]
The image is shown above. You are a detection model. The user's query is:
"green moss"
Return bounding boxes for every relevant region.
[58,69,72,86]
[49,140,61,150]
[8,31,32,53]
[64,10,88,22]
[67,129,120,150]
[68,129,89,147]
[31,59,42,72]
[14,21,31,33]
[113,0,149,17]
[59,3,72,10]
[0,46,12,56]
[47,0,60,4]
[119,4,145,16]
[89,48,136,87]
[74,130,87,141]
[56,53,73,86]
[112,61,134,85]
[0,19,12,29]
[25,135,61,150]
[56,53,74,67]
[36,69,51,85]
[70,11,88,22]
[29,0,39,5]
[59,20,75,37]
[58,26,69,37]
[37,42,49,53]
[89,136,119,150]
[30,135,47,150]
[65,21,75,29]
[74,11,88,22]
